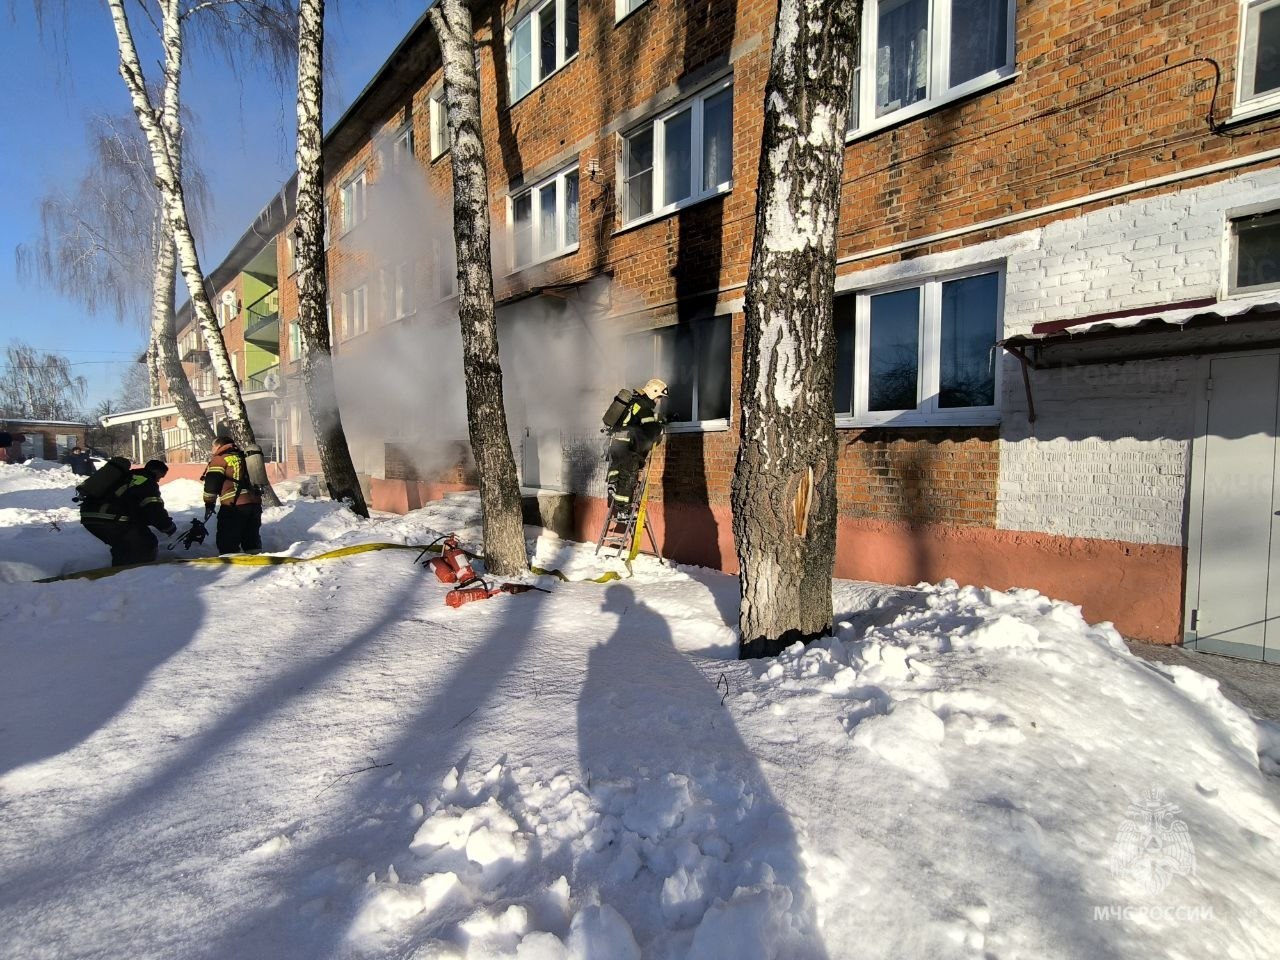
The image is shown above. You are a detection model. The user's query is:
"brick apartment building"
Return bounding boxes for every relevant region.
[109,0,1280,659]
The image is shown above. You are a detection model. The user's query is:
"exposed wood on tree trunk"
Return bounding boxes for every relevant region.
[731,0,861,659]
[428,0,527,577]
[105,0,278,504]
[293,0,368,517]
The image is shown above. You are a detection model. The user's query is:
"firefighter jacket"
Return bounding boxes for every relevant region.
[203,443,263,509]
[609,393,664,455]
[80,469,174,530]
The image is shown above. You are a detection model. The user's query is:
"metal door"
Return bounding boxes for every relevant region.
[1188,352,1280,661]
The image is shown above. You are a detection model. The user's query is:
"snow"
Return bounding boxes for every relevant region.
[0,461,1278,959]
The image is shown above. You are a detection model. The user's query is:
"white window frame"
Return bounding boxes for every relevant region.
[848,0,1016,139]
[838,263,1004,428]
[340,169,367,234]
[288,320,303,361]
[395,123,414,162]
[341,285,368,339]
[1235,0,1280,120]
[1226,207,1280,295]
[429,86,450,160]
[618,77,734,229]
[615,0,649,22]
[287,235,301,275]
[508,162,581,271]
[507,0,579,105]
[627,315,733,433]
[383,262,415,320]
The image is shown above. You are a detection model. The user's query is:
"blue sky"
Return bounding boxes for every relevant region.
[0,1,423,411]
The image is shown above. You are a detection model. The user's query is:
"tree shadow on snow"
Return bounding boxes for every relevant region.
[576,583,831,958]
[185,570,557,959]
[0,567,209,777]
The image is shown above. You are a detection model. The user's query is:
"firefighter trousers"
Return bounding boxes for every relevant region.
[215,503,263,555]
[82,520,158,567]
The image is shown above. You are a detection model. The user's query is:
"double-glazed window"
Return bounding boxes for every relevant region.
[288,320,303,361]
[435,237,458,299]
[510,164,580,269]
[382,263,415,320]
[834,268,1002,424]
[850,0,1014,133]
[340,170,367,233]
[429,87,449,159]
[625,315,732,427]
[1238,0,1280,113]
[341,285,368,339]
[1230,210,1280,293]
[510,0,579,102]
[622,80,733,225]
[392,124,414,166]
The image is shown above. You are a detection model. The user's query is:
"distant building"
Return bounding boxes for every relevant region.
[0,419,87,462]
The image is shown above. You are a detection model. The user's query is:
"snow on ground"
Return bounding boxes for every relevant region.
[1,460,1279,959]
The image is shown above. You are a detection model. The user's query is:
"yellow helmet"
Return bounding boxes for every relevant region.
[641,378,669,401]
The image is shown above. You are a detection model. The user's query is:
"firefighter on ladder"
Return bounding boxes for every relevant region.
[606,378,668,515]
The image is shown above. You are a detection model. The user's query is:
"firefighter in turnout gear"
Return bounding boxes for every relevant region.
[79,459,177,566]
[203,435,263,555]
[606,378,668,514]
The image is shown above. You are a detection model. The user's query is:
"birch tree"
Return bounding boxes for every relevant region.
[293,0,369,516]
[103,0,288,504]
[427,0,527,575]
[0,342,87,421]
[15,113,215,459]
[731,0,860,659]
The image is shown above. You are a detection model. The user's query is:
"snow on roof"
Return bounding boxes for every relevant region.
[0,418,88,427]
[1005,292,1280,345]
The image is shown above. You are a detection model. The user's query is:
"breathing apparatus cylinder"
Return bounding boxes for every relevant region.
[243,442,271,490]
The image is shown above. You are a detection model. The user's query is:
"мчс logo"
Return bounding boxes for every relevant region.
[1107,787,1197,898]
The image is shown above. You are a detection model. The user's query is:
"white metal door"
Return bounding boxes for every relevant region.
[1188,352,1280,662]
[521,427,563,490]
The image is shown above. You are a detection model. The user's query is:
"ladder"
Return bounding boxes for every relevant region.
[594,453,664,564]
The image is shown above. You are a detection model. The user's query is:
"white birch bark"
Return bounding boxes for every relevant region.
[105,0,278,503]
[731,0,861,658]
[428,0,527,576]
[293,0,369,515]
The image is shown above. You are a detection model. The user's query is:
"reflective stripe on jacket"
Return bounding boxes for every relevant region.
[80,472,172,529]
[203,444,262,508]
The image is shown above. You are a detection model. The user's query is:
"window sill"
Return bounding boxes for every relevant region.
[836,412,1001,429]
[665,418,729,434]
[845,69,1019,144]
[1223,96,1280,129]
[506,243,580,277]
[508,53,579,109]
[614,184,732,236]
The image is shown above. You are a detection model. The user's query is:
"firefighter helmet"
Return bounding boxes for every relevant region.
[641,378,669,401]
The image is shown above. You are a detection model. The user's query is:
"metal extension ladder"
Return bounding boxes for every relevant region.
[594,454,664,564]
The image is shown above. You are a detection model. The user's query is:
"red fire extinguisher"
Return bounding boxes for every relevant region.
[421,534,479,586]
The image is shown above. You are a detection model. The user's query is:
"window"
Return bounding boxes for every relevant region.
[1230,210,1280,293]
[287,235,301,275]
[393,123,415,167]
[1238,0,1280,112]
[509,0,579,102]
[383,263,415,320]
[435,237,458,299]
[834,267,1002,424]
[429,87,450,159]
[509,163,580,268]
[849,0,1014,134]
[288,320,303,361]
[616,0,649,20]
[621,80,733,225]
[341,285,368,338]
[340,170,367,233]
[625,315,732,427]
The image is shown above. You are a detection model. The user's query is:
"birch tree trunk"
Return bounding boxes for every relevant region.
[142,339,165,461]
[428,0,527,576]
[293,0,369,516]
[731,0,860,659]
[105,0,279,505]
[151,235,215,457]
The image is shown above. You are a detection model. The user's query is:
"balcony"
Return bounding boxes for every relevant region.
[181,340,210,364]
[244,289,281,354]
[247,362,282,394]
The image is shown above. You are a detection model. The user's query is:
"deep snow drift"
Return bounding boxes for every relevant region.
[0,461,1278,960]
